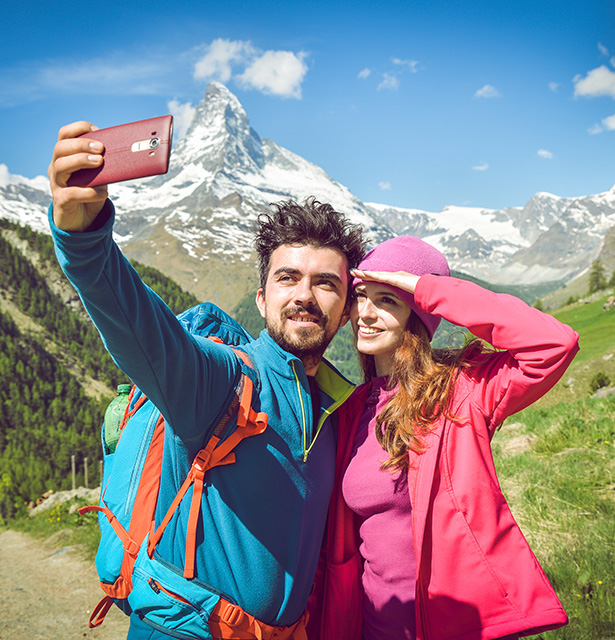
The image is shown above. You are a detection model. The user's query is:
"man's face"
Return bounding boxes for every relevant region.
[256,244,350,373]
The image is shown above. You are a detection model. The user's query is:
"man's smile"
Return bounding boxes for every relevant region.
[284,307,323,326]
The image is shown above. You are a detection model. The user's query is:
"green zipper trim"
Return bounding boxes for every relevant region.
[292,360,356,462]
[290,361,309,462]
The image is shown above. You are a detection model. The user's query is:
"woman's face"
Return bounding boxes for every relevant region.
[350,282,412,377]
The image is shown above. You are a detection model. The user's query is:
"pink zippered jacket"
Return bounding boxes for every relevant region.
[307,275,579,640]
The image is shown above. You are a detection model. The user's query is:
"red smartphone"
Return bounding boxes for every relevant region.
[67,115,173,188]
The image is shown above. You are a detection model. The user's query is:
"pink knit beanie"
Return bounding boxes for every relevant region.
[353,236,450,341]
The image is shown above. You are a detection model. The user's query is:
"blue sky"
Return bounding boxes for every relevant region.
[1,0,614,212]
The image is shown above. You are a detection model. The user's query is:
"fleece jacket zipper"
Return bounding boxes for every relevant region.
[291,360,355,462]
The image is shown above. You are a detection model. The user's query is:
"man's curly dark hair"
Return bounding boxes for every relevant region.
[255,197,366,290]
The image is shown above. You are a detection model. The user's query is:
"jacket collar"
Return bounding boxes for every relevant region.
[252,330,355,404]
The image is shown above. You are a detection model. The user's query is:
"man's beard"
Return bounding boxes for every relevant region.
[265,304,337,369]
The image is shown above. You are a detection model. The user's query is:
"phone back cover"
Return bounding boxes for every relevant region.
[67,115,173,187]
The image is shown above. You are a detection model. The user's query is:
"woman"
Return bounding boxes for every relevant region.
[309,236,579,640]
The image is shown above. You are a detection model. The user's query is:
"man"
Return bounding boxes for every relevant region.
[48,121,365,639]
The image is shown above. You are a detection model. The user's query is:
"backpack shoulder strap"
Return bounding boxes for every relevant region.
[147,347,268,579]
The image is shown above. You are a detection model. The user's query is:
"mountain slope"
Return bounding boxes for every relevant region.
[107,82,390,308]
[1,82,614,311]
[0,220,199,519]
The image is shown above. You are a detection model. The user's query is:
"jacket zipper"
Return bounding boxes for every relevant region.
[290,361,310,462]
[291,361,355,462]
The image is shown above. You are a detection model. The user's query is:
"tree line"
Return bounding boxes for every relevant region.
[0,220,200,522]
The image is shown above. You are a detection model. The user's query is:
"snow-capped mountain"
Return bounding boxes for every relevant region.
[1,82,614,308]
[109,83,389,260]
[0,165,51,235]
[369,186,615,285]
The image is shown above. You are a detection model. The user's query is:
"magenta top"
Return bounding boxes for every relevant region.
[342,377,417,640]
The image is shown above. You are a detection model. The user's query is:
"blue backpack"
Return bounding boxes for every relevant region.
[79,303,268,633]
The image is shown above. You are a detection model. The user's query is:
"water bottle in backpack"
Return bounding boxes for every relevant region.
[104,384,132,453]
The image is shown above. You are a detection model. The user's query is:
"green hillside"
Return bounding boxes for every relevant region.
[2,217,612,523]
[553,296,615,364]
[533,294,615,408]
[0,220,199,521]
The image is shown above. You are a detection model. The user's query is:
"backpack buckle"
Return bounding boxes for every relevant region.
[220,601,244,626]
[191,448,213,479]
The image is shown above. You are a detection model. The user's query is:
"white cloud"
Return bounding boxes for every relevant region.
[474,84,501,98]
[588,123,603,135]
[537,149,553,159]
[0,163,14,186]
[602,113,615,130]
[167,99,196,139]
[238,50,308,98]
[0,163,29,186]
[548,81,559,92]
[573,65,615,98]
[0,39,308,107]
[378,73,399,91]
[38,59,171,95]
[194,38,253,83]
[598,42,610,57]
[194,39,308,99]
[362,57,420,91]
[0,54,174,106]
[392,58,419,73]
[472,162,489,171]
[378,181,391,190]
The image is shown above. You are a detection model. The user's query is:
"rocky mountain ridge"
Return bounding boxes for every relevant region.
[1,82,614,309]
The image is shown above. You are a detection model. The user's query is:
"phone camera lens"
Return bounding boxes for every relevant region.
[149,137,160,149]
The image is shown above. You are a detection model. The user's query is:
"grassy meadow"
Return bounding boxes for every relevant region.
[495,395,614,639]
[490,292,615,638]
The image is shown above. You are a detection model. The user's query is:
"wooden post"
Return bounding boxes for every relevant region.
[71,455,76,491]
[84,457,89,489]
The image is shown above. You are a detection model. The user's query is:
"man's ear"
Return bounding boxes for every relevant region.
[338,300,351,328]
[256,288,266,319]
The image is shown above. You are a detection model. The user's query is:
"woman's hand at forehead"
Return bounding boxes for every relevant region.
[351,269,421,295]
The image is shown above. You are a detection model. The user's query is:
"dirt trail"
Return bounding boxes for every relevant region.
[0,529,130,640]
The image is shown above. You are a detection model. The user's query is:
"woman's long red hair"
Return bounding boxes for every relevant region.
[359,314,483,472]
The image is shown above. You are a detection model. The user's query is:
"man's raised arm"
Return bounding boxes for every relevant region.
[47,120,241,447]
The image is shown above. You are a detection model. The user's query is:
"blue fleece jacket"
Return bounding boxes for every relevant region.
[49,202,355,631]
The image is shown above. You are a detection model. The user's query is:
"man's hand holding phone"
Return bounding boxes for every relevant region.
[49,115,173,233]
[49,121,109,233]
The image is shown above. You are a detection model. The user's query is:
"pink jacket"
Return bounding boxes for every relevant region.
[307,275,579,640]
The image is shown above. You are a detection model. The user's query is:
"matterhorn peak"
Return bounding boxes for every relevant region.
[203,81,243,107]
[172,83,263,172]
[192,81,249,133]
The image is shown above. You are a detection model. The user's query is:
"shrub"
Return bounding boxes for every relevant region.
[589,371,611,394]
